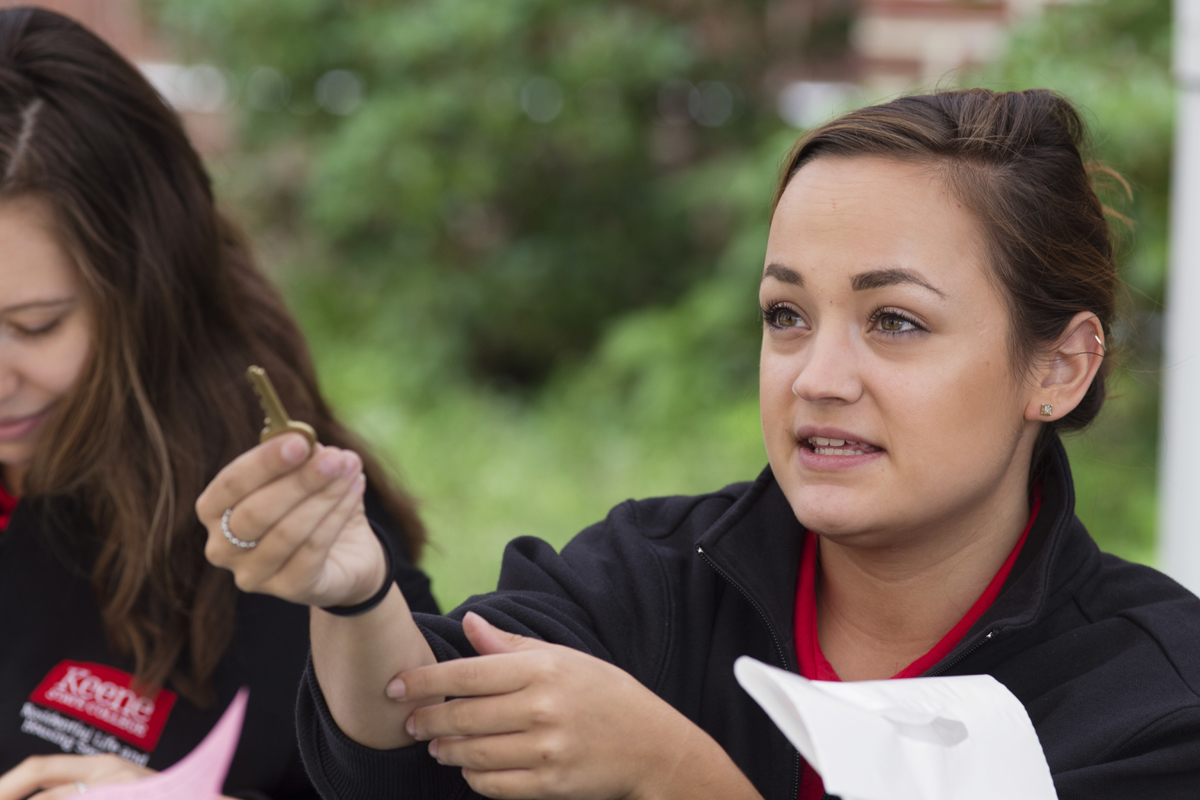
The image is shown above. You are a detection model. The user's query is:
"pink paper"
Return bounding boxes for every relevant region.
[82,688,247,800]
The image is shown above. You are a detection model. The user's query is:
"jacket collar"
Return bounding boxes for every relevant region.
[696,465,804,670]
[694,437,1095,675]
[967,439,1098,638]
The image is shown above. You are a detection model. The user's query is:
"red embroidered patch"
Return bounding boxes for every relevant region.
[29,661,177,752]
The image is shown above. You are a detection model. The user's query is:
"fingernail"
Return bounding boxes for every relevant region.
[318,450,345,477]
[386,678,406,700]
[428,739,439,759]
[405,715,417,737]
[281,436,308,464]
[353,473,366,492]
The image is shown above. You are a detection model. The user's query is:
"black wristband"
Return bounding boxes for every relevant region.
[319,520,395,617]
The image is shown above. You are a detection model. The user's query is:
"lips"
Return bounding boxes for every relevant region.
[792,426,884,470]
[0,407,52,442]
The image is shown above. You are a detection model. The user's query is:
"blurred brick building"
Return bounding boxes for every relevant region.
[853,0,1073,93]
[0,0,230,154]
[0,0,159,59]
[769,0,1073,128]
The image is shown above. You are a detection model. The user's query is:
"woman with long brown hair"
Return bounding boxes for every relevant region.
[0,7,437,798]
[203,88,1200,799]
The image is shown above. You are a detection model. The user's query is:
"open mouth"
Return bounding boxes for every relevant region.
[802,436,883,456]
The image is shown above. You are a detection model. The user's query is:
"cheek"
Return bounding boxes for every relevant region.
[882,350,1022,472]
[759,349,794,422]
[41,316,92,396]
[759,347,801,462]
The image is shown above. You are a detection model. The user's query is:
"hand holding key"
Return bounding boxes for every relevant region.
[196,369,388,609]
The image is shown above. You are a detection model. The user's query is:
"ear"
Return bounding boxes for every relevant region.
[1024,312,1106,422]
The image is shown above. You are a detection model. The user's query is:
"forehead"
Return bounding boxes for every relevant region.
[0,196,79,304]
[764,156,989,294]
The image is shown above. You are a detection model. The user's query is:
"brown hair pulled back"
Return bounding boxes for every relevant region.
[0,7,426,704]
[774,88,1118,461]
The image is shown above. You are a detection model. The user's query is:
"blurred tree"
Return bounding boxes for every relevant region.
[155,0,853,391]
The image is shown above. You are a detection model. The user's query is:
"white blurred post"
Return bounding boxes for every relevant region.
[1160,0,1200,593]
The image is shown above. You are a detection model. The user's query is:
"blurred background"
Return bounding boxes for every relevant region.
[24,0,1170,609]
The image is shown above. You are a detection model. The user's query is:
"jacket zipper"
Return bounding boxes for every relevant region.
[927,630,997,677]
[696,545,802,800]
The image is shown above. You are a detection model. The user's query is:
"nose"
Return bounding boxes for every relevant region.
[790,325,864,405]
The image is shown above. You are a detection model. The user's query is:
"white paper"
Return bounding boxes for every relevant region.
[80,688,247,799]
[734,656,1057,800]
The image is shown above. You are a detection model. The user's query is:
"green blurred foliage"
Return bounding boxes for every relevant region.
[156,0,812,389]
[156,0,1171,606]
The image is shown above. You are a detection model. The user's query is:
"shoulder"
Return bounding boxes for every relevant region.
[580,478,756,545]
[492,475,766,615]
[1035,555,1200,791]
[1081,554,1200,685]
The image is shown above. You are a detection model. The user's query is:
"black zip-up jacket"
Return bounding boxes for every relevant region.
[297,440,1200,799]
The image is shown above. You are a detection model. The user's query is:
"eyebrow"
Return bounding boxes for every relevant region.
[0,297,75,316]
[761,263,803,286]
[851,268,946,298]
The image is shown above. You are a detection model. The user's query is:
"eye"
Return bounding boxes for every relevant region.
[762,303,807,331]
[869,308,925,337]
[5,317,63,339]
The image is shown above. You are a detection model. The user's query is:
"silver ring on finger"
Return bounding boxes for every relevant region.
[76,782,87,793]
[222,507,258,549]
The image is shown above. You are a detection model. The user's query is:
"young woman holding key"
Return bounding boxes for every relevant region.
[0,7,437,799]
[201,90,1200,799]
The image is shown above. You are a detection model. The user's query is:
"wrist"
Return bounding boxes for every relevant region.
[320,521,392,614]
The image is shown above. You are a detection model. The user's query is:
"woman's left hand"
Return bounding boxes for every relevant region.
[0,754,239,800]
[0,754,153,799]
[394,612,763,800]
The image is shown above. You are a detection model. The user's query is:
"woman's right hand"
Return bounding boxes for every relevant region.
[198,433,438,749]
[196,433,386,609]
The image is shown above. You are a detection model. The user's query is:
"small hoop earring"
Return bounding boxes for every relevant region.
[1095,334,1105,352]
[1040,403,1053,417]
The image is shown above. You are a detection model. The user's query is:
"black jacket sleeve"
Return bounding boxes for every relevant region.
[296,501,678,799]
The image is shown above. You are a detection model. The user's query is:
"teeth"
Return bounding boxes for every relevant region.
[813,447,867,456]
[807,435,875,456]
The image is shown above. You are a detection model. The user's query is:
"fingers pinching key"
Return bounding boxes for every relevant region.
[246,366,317,449]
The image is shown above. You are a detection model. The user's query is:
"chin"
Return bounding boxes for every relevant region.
[782,481,880,538]
[0,448,32,468]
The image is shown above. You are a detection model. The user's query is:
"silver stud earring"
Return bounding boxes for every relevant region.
[1040,403,1053,417]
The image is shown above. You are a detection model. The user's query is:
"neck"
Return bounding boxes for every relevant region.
[815,461,1032,681]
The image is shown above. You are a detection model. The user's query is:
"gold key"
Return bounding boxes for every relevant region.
[246,365,317,449]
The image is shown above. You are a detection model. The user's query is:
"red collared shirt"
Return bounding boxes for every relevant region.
[0,480,17,531]
[793,489,1041,800]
